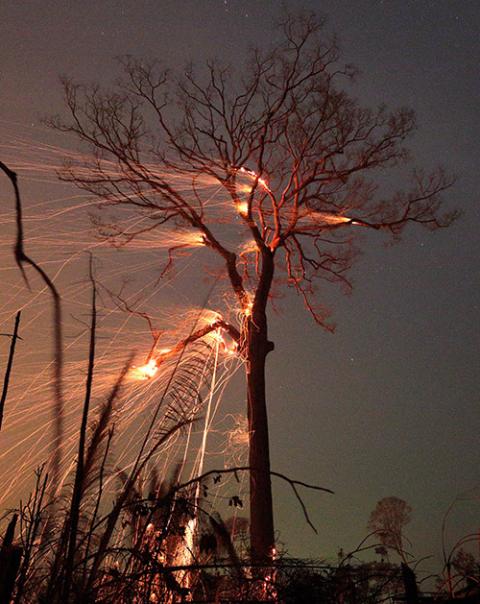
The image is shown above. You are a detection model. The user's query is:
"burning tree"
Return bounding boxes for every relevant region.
[48,13,454,564]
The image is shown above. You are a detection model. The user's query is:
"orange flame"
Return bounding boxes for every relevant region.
[182,232,206,247]
[242,297,253,318]
[238,166,271,192]
[236,200,249,216]
[133,358,158,380]
[311,212,352,225]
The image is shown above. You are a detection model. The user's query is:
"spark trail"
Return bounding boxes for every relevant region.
[0,124,251,509]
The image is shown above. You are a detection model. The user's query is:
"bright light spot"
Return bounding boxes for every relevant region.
[226,342,238,356]
[236,200,249,216]
[200,310,222,329]
[258,176,269,190]
[209,329,226,345]
[238,166,271,192]
[133,358,158,380]
[311,212,352,225]
[242,297,253,317]
[182,232,206,247]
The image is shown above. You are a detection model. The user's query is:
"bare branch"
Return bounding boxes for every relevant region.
[175,466,333,534]
[0,161,65,491]
[0,311,21,431]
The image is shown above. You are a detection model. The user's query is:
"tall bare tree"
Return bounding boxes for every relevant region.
[49,13,454,564]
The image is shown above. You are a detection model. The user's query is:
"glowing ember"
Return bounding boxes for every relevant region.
[226,342,238,355]
[258,176,269,190]
[199,310,223,330]
[209,329,226,345]
[133,358,158,380]
[242,298,253,317]
[238,166,271,192]
[236,200,249,216]
[182,232,206,246]
[311,212,352,225]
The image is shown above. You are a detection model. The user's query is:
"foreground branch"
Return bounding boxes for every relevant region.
[0,161,65,491]
[0,311,21,431]
[176,466,333,534]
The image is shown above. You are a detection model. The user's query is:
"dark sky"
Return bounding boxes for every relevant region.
[1,0,479,568]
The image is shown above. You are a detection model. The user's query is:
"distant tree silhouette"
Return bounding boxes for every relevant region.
[49,11,455,565]
[368,496,412,562]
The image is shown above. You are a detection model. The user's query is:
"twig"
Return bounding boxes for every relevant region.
[62,254,97,599]
[0,311,21,431]
[176,466,333,534]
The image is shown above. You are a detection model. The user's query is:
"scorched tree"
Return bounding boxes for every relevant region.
[49,12,455,565]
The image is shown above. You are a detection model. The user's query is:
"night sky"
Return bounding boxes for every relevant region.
[1,0,479,569]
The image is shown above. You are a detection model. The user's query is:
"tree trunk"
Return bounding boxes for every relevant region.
[401,563,419,604]
[246,249,275,566]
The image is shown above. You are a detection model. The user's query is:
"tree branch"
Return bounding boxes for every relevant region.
[175,466,333,534]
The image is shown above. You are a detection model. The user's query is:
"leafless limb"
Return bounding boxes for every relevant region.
[0,311,21,431]
[62,254,97,600]
[176,466,333,534]
[0,161,65,491]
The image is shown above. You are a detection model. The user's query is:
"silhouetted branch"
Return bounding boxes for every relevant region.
[176,466,333,534]
[0,160,65,490]
[62,254,97,600]
[0,311,21,431]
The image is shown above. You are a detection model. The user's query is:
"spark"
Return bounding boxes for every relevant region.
[310,211,353,225]
[133,358,158,380]
[181,231,206,247]
[0,125,245,510]
[199,309,223,329]
[208,328,226,346]
[225,342,238,356]
[242,296,253,318]
[238,166,271,193]
[236,200,249,216]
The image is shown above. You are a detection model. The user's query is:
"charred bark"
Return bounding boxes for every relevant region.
[246,249,276,565]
